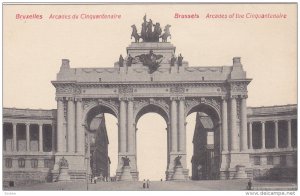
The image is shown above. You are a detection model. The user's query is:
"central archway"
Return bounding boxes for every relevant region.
[135,103,169,181]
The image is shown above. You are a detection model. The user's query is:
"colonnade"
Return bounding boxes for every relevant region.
[3,122,54,152]
[248,119,295,149]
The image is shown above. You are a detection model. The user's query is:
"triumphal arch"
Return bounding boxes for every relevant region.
[51,16,252,181]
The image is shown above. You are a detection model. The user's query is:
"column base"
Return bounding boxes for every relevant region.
[228,151,252,179]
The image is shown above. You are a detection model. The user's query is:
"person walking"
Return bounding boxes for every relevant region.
[146,179,150,189]
[143,179,146,189]
[247,179,252,190]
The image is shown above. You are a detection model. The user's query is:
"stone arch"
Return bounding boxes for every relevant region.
[186,98,222,180]
[82,100,119,128]
[185,98,221,124]
[134,100,170,124]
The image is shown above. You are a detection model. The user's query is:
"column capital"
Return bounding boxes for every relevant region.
[12,122,17,126]
[274,120,278,123]
[66,97,75,101]
[38,122,43,127]
[221,95,228,101]
[25,122,30,126]
[75,98,82,102]
[178,97,185,101]
[119,97,128,101]
[240,95,248,99]
[230,95,239,99]
[260,121,265,124]
[127,97,134,102]
[287,119,292,123]
[55,97,64,101]
[170,96,179,101]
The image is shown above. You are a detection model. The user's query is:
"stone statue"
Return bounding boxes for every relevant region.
[122,156,130,167]
[135,15,166,42]
[58,156,69,168]
[140,14,148,41]
[136,50,163,74]
[146,19,153,41]
[131,25,140,43]
[126,54,133,67]
[119,55,124,67]
[174,155,182,167]
[170,54,176,66]
[153,23,162,42]
[160,24,171,42]
[178,53,183,66]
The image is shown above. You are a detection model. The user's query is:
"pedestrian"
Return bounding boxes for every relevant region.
[247,179,252,190]
[143,179,146,189]
[146,179,150,188]
[160,178,162,181]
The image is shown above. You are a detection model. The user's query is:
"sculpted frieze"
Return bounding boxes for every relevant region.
[230,82,247,92]
[170,86,185,94]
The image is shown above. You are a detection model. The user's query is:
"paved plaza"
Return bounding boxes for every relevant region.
[5,180,297,191]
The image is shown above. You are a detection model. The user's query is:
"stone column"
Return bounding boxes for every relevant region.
[240,95,248,151]
[248,122,253,149]
[13,123,17,151]
[261,121,265,149]
[26,123,30,151]
[52,123,56,152]
[287,119,292,148]
[119,98,127,153]
[76,98,84,154]
[56,97,65,152]
[230,96,238,151]
[170,97,178,152]
[67,97,76,153]
[221,97,228,151]
[166,123,170,166]
[274,120,278,149]
[39,123,43,152]
[127,98,134,153]
[178,97,185,152]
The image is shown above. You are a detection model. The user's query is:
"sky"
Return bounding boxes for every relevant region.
[3,3,297,180]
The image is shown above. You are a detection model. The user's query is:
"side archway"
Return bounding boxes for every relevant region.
[186,100,222,180]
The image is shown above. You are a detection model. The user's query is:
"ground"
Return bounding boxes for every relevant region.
[4,180,297,191]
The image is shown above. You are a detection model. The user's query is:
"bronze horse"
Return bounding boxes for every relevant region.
[131,25,140,43]
[160,24,171,42]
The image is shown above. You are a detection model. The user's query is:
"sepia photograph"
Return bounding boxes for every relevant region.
[2,2,298,192]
